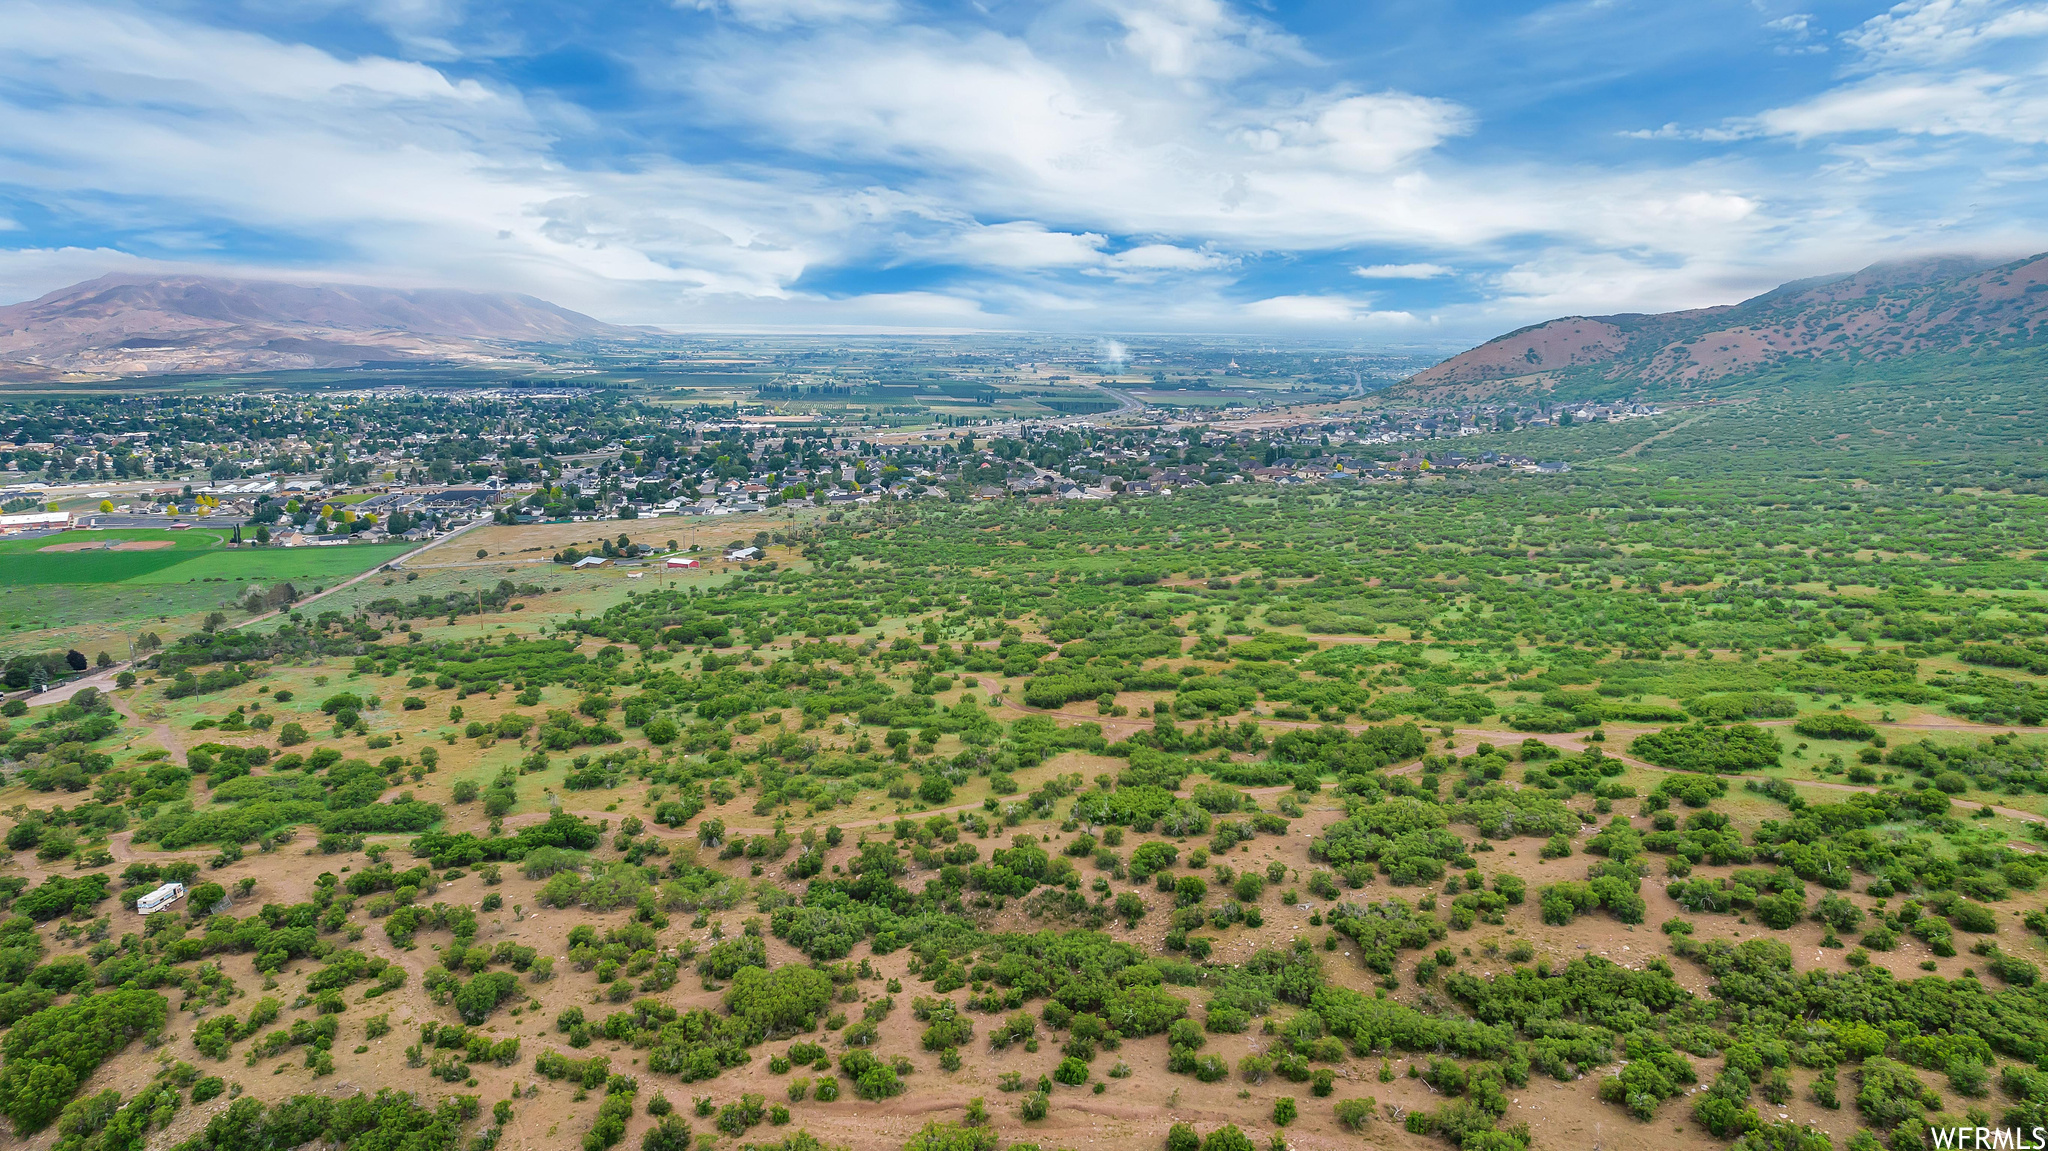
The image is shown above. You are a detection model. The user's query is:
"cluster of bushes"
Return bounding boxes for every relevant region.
[164,1089,482,1151]
[1629,723,1783,772]
[0,989,167,1133]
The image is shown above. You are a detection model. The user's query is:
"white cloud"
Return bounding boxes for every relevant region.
[1750,69,2048,142]
[4,2,494,105]
[1102,0,1306,80]
[1763,11,1828,53]
[1706,0,2048,145]
[1843,0,2048,66]
[1353,262,1454,279]
[360,0,467,56]
[945,223,1107,269]
[683,0,895,29]
[3,0,2038,336]
[680,26,1733,258]
[1278,93,1475,173]
[1104,244,1227,271]
[0,1,896,320]
[1243,295,1417,325]
[0,246,166,306]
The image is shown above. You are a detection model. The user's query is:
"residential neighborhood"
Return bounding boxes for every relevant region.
[0,387,1643,555]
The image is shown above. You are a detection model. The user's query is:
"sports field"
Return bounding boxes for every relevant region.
[0,529,414,654]
[0,528,409,586]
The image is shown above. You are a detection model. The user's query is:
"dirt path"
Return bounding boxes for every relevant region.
[110,690,187,767]
[1755,716,1996,732]
[992,692,1389,738]
[1616,402,1745,458]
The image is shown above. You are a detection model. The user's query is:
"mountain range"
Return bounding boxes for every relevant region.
[1398,251,2048,402]
[0,274,635,380]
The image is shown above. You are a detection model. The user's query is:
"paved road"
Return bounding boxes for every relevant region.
[78,513,251,531]
[23,663,137,708]
[1096,384,1146,417]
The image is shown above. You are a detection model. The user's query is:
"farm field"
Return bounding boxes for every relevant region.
[0,529,414,656]
[0,364,2046,1151]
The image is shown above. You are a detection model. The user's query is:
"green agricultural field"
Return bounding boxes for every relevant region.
[0,551,195,585]
[0,529,408,587]
[0,530,414,645]
[122,543,412,584]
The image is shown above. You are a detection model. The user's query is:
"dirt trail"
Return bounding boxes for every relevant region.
[1617,401,1747,458]
[993,692,1381,738]
[110,691,187,767]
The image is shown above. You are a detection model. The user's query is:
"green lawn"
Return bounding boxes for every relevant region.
[0,538,409,587]
[0,533,414,638]
[0,552,195,585]
[0,527,231,555]
[126,544,413,585]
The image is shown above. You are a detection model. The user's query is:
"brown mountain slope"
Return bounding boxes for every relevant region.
[1400,252,2048,401]
[0,273,637,380]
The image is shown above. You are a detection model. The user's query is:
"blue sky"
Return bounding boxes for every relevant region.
[3,0,2047,341]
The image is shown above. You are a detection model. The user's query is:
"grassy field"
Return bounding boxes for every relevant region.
[0,529,414,653]
[0,551,196,584]
[0,526,232,555]
[0,529,409,586]
[122,544,412,584]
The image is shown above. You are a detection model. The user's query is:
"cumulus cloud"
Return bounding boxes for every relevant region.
[1243,295,1417,325]
[1751,70,2048,142]
[1,0,2041,334]
[1353,262,1454,279]
[1687,0,2048,145]
[677,20,1764,262]
[944,223,1107,269]
[1101,0,1307,80]
[1299,94,1474,172]
[1843,0,2048,66]
[683,0,896,29]
[1103,244,1228,271]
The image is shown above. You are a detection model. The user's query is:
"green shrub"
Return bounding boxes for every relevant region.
[1793,714,1876,741]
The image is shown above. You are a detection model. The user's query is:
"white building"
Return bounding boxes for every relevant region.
[0,510,70,535]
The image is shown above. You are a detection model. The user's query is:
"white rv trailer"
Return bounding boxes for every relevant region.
[136,882,186,914]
